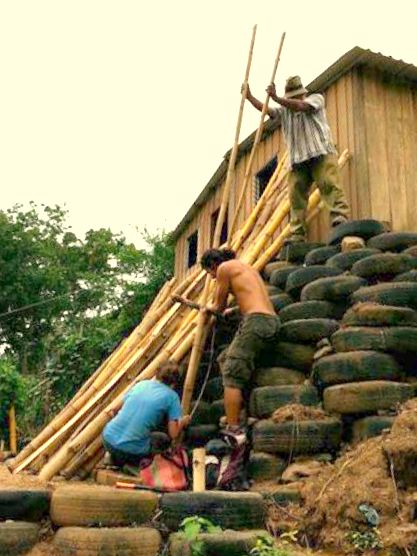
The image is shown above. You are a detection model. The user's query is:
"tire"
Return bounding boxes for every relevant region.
[286,266,342,298]
[0,489,50,521]
[323,380,414,414]
[326,248,380,271]
[185,425,218,448]
[331,326,417,354]
[280,318,339,344]
[279,242,325,263]
[54,526,161,556]
[252,418,342,455]
[254,367,305,387]
[342,303,417,327]
[351,415,395,444]
[269,293,294,313]
[368,232,417,252]
[169,530,267,556]
[275,342,316,372]
[248,452,286,481]
[393,270,417,283]
[304,245,340,266]
[279,301,338,323]
[269,265,299,289]
[249,385,319,418]
[404,246,417,257]
[160,491,266,530]
[203,377,224,402]
[190,400,214,425]
[351,253,417,280]
[328,219,386,245]
[265,284,283,296]
[301,275,366,302]
[312,351,401,388]
[351,282,417,310]
[0,522,39,555]
[264,261,294,280]
[210,399,225,424]
[262,485,302,506]
[50,485,158,527]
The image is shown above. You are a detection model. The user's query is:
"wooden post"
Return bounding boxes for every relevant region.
[229,31,286,240]
[8,405,17,455]
[193,448,206,492]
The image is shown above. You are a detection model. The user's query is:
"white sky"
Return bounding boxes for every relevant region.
[1,0,417,247]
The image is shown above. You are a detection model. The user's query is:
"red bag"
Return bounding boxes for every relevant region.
[139,447,189,491]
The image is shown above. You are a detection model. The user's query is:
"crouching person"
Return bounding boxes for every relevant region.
[102,361,190,467]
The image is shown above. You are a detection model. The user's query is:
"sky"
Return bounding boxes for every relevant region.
[1,0,417,247]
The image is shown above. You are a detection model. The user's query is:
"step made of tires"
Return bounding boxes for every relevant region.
[326,248,381,271]
[203,377,224,401]
[343,303,417,327]
[328,219,386,245]
[351,415,395,444]
[367,232,417,252]
[312,350,401,388]
[54,526,162,556]
[304,245,340,266]
[351,282,417,310]
[331,326,417,354]
[269,293,294,313]
[249,384,319,418]
[301,275,367,302]
[160,491,265,530]
[185,425,219,448]
[279,242,325,263]
[264,261,294,280]
[248,452,287,481]
[280,318,339,344]
[278,300,338,323]
[169,530,268,556]
[252,418,342,455]
[286,266,342,298]
[394,270,417,283]
[0,522,40,555]
[274,342,316,372]
[50,485,158,527]
[253,367,305,387]
[269,265,299,289]
[0,489,50,521]
[323,381,414,414]
[351,253,417,280]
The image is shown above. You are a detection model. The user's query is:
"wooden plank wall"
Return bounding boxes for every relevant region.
[174,129,283,280]
[174,68,417,280]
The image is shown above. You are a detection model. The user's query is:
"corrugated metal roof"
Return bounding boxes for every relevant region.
[172,47,417,241]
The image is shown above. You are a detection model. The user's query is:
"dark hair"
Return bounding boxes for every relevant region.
[200,248,236,270]
[156,361,181,389]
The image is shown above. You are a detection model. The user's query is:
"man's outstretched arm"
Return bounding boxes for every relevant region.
[244,83,277,118]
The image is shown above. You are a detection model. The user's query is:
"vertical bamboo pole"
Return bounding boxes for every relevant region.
[8,406,17,455]
[193,448,206,492]
[181,26,258,414]
[229,32,286,240]
[213,24,257,247]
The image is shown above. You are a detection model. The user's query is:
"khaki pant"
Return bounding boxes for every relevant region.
[288,154,350,239]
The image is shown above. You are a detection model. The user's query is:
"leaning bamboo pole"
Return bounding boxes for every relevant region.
[229,31,286,240]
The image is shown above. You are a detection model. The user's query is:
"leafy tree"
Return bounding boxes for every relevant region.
[0,203,174,434]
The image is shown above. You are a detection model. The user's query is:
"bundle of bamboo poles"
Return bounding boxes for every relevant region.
[8,148,350,481]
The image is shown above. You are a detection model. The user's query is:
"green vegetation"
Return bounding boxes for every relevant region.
[346,529,383,553]
[179,516,222,555]
[0,203,174,441]
[250,533,293,556]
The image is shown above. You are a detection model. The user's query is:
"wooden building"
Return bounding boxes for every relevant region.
[172,47,417,281]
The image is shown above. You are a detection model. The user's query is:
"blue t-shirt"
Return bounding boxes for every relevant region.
[102,380,182,455]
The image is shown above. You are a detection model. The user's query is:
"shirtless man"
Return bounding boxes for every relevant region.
[200,248,280,433]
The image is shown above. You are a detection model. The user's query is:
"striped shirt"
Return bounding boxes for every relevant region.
[271,93,336,168]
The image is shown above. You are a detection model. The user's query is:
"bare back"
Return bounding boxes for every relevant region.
[219,260,275,315]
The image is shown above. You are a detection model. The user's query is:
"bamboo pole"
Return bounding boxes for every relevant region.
[61,436,103,479]
[8,406,17,455]
[229,31,286,240]
[213,24,257,247]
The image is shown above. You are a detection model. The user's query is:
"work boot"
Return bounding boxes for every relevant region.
[283,235,306,246]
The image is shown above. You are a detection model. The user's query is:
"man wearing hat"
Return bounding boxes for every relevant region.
[245,76,350,242]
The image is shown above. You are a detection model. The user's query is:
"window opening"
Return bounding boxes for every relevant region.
[254,156,278,201]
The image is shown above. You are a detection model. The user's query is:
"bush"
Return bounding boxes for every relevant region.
[0,358,26,441]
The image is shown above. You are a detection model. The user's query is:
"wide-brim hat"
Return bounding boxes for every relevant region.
[284,75,308,98]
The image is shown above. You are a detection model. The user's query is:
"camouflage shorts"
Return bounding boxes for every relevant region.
[218,313,280,390]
